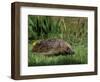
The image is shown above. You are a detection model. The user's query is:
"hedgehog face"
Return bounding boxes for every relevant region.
[65,47,75,55]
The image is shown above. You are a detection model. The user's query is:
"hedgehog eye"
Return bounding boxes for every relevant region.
[67,47,70,51]
[67,47,69,50]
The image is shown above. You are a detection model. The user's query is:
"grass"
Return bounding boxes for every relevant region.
[28,43,87,66]
[28,15,88,66]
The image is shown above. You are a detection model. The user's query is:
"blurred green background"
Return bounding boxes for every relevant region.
[28,15,88,66]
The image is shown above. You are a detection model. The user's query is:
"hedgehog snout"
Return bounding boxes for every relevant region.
[68,50,75,55]
[70,50,75,54]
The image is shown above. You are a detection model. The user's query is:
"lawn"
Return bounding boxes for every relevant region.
[28,15,88,66]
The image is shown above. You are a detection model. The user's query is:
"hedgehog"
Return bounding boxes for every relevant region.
[32,39,74,56]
